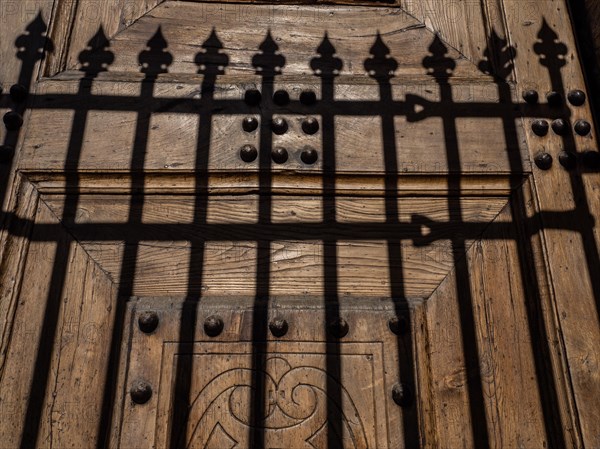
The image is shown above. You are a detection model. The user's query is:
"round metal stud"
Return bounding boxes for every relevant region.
[388,316,408,336]
[558,151,577,170]
[242,117,259,132]
[582,150,600,170]
[534,152,553,170]
[301,117,319,135]
[546,91,562,107]
[3,111,23,131]
[273,90,289,106]
[574,120,592,136]
[271,147,288,164]
[204,315,224,337]
[327,317,349,338]
[0,145,15,164]
[531,119,549,136]
[551,118,569,136]
[130,380,153,405]
[9,84,27,103]
[269,317,288,338]
[300,90,317,105]
[567,90,586,106]
[138,311,159,334]
[271,117,288,135]
[244,89,262,106]
[522,90,539,104]
[391,383,412,407]
[240,144,258,163]
[300,146,318,164]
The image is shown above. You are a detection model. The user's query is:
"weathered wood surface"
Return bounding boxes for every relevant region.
[0,198,118,447]
[1,0,599,447]
[20,78,528,175]
[117,297,407,448]
[504,0,600,445]
[41,193,508,298]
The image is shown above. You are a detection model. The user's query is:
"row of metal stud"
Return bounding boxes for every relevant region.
[132,311,412,407]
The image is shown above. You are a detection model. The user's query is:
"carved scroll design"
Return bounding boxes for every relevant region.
[179,357,368,449]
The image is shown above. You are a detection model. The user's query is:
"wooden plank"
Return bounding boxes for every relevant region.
[401,0,509,75]
[116,297,405,448]
[467,202,547,448]
[424,263,474,448]
[20,78,528,174]
[504,0,600,445]
[0,199,117,447]
[40,194,509,299]
[105,2,483,78]
[0,177,38,373]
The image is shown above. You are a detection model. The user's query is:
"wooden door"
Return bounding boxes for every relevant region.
[1,0,599,448]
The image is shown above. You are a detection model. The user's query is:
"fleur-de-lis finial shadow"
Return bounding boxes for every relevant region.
[252,31,286,77]
[15,12,54,62]
[139,27,173,76]
[310,34,343,78]
[533,19,568,70]
[478,29,516,80]
[78,27,115,77]
[422,35,456,79]
[195,28,229,76]
[364,33,398,81]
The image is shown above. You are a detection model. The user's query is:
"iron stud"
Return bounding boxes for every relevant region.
[546,91,562,107]
[551,118,569,136]
[138,311,159,334]
[269,317,289,337]
[3,111,23,131]
[271,117,288,135]
[273,90,289,106]
[531,119,549,136]
[204,315,224,337]
[582,150,600,169]
[130,380,152,404]
[242,117,259,132]
[244,89,262,106]
[558,151,577,170]
[300,90,317,105]
[240,144,258,163]
[392,383,412,407]
[388,316,408,336]
[567,90,586,106]
[574,120,591,136]
[534,152,553,170]
[327,317,349,338]
[301,117,319,135]
[522,90,539,104]
[271,147,288,164]
[300,146,318,164]
[10,84,27,103]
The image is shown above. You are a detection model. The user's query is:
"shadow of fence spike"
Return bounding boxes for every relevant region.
[0,13,596,449]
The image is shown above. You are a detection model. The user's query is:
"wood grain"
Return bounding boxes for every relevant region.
[505,0,600,445]
[41,194,509,298]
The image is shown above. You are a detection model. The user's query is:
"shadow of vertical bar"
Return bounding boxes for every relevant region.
[423,36,491,448]
[311,34,345,449]
[97,27,172,448]
[248,31,285,449]
[169,29,228,449]
[479,30,567,448]
[365,34,421,447]
[20,28,114,449]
